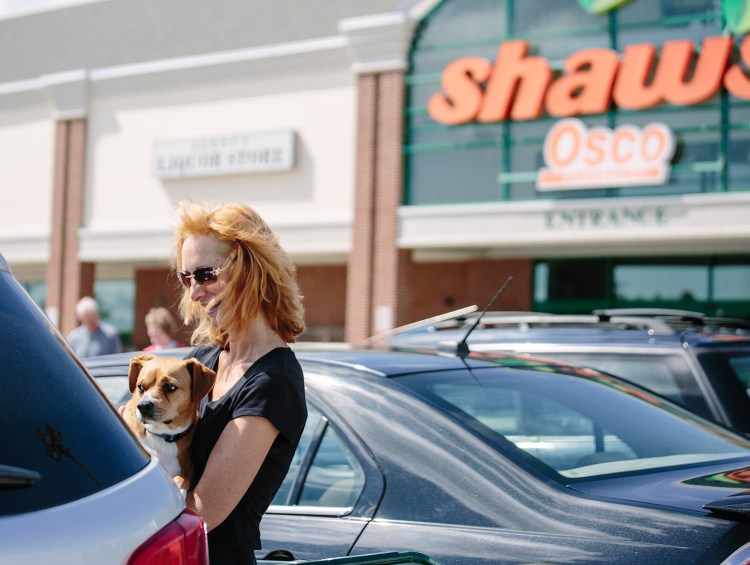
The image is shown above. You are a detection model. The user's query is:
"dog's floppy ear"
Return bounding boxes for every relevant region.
[128,353,156,392]
[185,358,216,402]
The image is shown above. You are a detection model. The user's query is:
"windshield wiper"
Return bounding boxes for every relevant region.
[0,464,41,489]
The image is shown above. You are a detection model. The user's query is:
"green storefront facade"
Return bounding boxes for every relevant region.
[403,0,750,318]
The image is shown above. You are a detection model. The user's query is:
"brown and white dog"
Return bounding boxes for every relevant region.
[123,354,215,493]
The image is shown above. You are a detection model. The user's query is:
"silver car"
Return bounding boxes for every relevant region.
[0,253,208,565]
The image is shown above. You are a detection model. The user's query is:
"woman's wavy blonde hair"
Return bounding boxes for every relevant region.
[173,201,305,346]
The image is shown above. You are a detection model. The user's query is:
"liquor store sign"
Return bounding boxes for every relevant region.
[154,130,295,179]
[427,34,750,191]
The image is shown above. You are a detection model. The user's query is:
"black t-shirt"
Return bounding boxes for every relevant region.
[189,345,307,564]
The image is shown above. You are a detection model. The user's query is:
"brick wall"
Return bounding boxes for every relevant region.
[392,257,533,330]
[132,268,187,350]
[297,264,347,341]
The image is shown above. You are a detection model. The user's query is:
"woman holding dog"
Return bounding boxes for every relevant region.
[174,201,307,564]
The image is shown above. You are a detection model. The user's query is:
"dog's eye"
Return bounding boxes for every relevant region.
[137,384,145,393]
[163,384,177,393]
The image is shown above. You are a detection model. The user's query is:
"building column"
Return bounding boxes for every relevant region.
[345,73,377,343]
[42,71,90,334]
[341,12,414,344]
[345,69,409,344]
[46,118,90,335]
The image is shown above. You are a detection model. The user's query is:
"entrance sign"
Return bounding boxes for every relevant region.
[544,204,668,229]
[537,119,675,190]
[428,35,749,125]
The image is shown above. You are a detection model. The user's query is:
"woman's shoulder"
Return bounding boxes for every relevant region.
[186,344,222,367]
[253,346,301,372]
[243,347,303,388]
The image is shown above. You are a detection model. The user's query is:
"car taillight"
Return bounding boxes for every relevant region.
[722,541,750,565]
[127,509,208,565]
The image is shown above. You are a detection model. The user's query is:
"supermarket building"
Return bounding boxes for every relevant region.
[0,0,749,348]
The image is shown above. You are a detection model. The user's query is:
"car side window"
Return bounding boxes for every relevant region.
[298,425,365,508]
[270,402,366,509]
[271,405,323,506]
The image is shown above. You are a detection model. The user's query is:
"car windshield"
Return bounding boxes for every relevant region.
[397,364,750,481]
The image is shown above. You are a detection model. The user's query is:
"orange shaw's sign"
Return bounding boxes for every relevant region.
[536,119,675,190]
[427,35,750,124]
[427,34,748,190]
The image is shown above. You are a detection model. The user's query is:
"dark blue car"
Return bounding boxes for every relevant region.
[378,308,750,436]
[86,346,750,564]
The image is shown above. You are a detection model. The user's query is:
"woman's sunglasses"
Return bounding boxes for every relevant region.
[177,257,232,289]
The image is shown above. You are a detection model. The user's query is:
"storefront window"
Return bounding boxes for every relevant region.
[728,126,750,191]
[614,265,708,302]
[513,0,600,35]
[534,257,750,318]
[94,279,134,347]
[23,281,46,310]
[410,0,506,73]
[713,264,750,301]
[407,146,505,204]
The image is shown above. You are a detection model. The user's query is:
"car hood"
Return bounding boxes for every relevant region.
[569,458,750,519]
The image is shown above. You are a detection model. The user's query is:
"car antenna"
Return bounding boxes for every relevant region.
[437,276,514,359]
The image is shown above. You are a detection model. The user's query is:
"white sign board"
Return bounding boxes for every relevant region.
[536,119,675,191]
[154,130,295,179]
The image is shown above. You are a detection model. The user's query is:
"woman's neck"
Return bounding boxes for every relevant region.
[222,315,286,365]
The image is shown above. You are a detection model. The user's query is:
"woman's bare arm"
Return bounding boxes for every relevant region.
[186,415,279,531]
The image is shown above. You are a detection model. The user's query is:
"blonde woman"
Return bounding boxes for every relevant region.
[174,201,306,564]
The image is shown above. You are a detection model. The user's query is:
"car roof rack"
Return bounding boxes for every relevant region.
[367,310,679,341]
[421,311,678,333]
[593,308,706,323]
[594,308,750,333]
[369,306,750,344]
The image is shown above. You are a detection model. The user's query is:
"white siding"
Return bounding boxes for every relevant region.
[84,67,355,261]
[0,106,54,264]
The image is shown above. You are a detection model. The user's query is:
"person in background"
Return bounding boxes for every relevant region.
[144,306,185,351]
[174,200,307,564]
[66,296,123,358]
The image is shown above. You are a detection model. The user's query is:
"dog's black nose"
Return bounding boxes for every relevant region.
[137,400,154,417]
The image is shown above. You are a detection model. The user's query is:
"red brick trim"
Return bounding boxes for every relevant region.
[45,119,88,335]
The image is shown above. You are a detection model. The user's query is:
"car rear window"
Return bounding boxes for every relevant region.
[0,273,148,516]
[397,365,750,481]
[531,351,713,419]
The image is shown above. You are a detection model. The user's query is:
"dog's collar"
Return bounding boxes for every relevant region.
[146,423,194,443]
